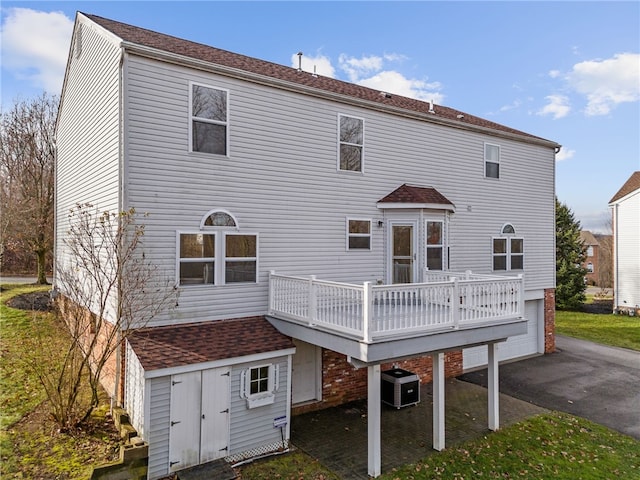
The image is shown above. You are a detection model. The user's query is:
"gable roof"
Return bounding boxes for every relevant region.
[377,184,455,210]
[609,171,640,204]
[127,316,294,372]
[81,13,559,149]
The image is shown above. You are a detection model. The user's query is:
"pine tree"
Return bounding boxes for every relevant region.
[556,198,588,309]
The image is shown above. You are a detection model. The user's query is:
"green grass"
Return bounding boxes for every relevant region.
[239,413,640,480]
[378,412,640,480]
[555,310,640,351]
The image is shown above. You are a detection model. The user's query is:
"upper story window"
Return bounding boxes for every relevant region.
[178,210,257,286]
[587,262,594,273]
[347,219,371,250]
[493,223,523,271]
[190,83,228,155]
[426,220,444,270]
[485,143,500,179]
[586,246,594,257]
[339,114,364,172]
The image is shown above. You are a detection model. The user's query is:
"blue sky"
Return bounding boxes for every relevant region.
[2,1,639,233]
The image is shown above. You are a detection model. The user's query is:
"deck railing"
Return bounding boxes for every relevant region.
[268,270,524,343]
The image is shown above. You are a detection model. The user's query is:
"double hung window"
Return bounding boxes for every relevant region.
[339,115,364,172]
[485,143,500,179]
[347,219,371,250]
[426,221,444,270]
[190,83,228,155]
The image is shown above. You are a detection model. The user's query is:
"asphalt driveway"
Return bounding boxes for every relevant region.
[460,335,640,440]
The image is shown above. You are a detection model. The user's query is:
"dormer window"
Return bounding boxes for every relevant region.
[178,210,257,286]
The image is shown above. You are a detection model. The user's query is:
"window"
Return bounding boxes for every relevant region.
[586,246,594,257]
[179,233,216,284]
[492,225,524,271]
[485,143,500,179]
[190,83,228,155]
[178,210,257,286]
[587,262,594,273]
[426,221,444,270]
[347,219,371,250]
[339,115,364,172]
[240,364,280,408]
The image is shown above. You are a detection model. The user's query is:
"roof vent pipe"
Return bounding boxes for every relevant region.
[297,52,303,72]
[428,99,435,114]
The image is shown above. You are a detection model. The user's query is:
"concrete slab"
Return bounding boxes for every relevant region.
[176,459,236,480]
[291,378,546,480]
[460,335,640,440]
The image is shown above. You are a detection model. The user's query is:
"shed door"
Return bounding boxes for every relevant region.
[169,367,230,472]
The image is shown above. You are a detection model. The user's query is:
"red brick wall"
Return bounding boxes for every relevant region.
[544,288,556,353]
[292,349,463,415]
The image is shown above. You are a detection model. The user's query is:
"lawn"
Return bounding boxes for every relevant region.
[0,283,121,479]
[239,412,640,480]
[555,309,640,351]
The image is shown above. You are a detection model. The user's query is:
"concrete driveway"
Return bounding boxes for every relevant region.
[460,335,640,440]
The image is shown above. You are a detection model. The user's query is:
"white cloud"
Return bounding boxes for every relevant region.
[567,53,640,116]
[555,147,575,162]
[499,99,522,112]
[291,52,336,78]
[537,94,571,119]
[1,8,74,94]
[338,54,384,82]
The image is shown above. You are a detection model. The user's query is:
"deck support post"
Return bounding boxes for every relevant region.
[432,352,445,451]
[367,364,381,477]
[488,342,499,431]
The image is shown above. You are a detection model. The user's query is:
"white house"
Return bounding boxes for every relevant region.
[55,13,559,479]
[609,171,640,314]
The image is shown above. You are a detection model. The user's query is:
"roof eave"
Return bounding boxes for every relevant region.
[377,202,456,212]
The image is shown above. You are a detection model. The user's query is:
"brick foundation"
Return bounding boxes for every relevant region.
[292,349,463,415]
[544,288,556,353]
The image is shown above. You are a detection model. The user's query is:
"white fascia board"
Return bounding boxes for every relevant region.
[142,347,296,379]
[377,202,456,212]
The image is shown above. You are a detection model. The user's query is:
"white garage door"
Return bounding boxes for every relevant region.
[463,299,541,370]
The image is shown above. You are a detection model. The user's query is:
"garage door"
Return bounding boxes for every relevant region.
[463,299,541,370]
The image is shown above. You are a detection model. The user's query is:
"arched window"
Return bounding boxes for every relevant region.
[493,224,523,271]
[178,210,257,286]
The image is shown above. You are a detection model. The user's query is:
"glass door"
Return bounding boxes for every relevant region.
[392,224,414,283]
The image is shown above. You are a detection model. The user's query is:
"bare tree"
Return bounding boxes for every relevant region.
[0,94,56,283]
[596,218,614,290]
[27,204,175,429]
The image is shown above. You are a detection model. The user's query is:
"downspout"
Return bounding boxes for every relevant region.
[112,45,127,413]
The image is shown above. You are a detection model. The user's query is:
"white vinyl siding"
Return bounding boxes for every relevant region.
[55,17,122,321]
[147,377,172,479]
[124,343,145,437]
[123,54,555,327]
[612,189,640,308]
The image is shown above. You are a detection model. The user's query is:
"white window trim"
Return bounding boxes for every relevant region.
[337,113,365,174]
[484,142,500,179]
[240,364,280,409]
[346,218,372,251]
[425,219,445,271]
[492,236,524,271]
[200,208,239,230]
[177,230,258,286]
[189,81,230,156]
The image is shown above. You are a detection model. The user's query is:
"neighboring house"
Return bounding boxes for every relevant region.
[55,13,559,479]
[608,171,640,314]
[580,230,600,285]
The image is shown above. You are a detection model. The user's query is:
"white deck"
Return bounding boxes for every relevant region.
[268,270,524,344]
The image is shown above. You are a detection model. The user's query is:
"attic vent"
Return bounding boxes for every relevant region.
[75,23,83,58]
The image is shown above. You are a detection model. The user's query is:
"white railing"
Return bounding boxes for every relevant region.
[268,271,524,343]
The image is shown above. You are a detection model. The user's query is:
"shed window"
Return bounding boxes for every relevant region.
[191,83,228,155]
[240,364,280,408]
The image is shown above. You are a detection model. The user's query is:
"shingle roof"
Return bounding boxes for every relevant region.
[83,13,558,146]
[127,316,294,371]
[580,230,599,246]
[378,184,454,207]
[609,171,640,203]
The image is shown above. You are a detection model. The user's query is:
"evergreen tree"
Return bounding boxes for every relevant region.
[556,198,588,309]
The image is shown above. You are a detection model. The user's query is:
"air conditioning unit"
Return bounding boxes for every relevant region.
[381,368,420,409]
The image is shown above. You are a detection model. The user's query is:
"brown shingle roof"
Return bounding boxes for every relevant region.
[580,230,599,246]
[378,184,454,207]
[83,13,558,146]
[127,316,294,371]
[609,171,640,203]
